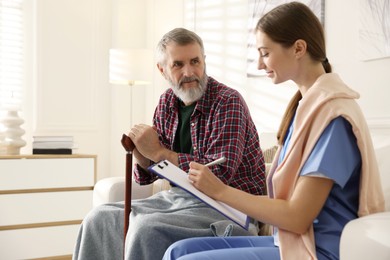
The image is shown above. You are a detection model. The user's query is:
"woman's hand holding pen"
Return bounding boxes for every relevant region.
[188,160,227,200]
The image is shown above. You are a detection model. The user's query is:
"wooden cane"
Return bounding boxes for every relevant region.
[121,134,135,258]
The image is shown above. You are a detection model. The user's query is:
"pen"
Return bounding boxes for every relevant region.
[205,156,226,167]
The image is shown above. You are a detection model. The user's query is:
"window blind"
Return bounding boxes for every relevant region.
[0,0,24,110]
[184,0,248,94]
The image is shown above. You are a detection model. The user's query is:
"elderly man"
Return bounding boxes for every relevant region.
[73,28,266,260]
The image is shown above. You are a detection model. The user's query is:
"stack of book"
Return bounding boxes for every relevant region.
[32,136,74,154]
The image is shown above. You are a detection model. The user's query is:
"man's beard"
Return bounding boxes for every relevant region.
[169,74,208,104]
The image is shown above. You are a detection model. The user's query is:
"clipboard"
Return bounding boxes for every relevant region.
[148,160,249,230]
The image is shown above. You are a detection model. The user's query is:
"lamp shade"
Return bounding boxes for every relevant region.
[109,49,153,86]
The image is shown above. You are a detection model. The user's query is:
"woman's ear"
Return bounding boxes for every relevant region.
[294,39,307,59]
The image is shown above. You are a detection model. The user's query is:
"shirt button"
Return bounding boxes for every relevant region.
[193,146,197,150]
[191,123,195,127]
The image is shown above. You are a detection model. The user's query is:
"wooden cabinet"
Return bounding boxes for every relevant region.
[0,154,96,260]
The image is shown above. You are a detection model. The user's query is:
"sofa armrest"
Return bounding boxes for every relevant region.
[93,177,172,207]
[93,177,154,207]
[340,211,390,260]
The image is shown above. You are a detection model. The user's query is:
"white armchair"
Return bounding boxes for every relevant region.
[93,177,170,207]
[340,133,390,260]
[92,132,390,259]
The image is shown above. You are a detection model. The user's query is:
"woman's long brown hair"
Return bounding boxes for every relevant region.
[256,2,332,145]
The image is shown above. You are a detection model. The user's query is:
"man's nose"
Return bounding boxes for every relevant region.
[182,64,194,77]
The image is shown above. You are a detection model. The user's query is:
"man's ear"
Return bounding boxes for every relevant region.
[157,63,166,78]
[294,39,307,59]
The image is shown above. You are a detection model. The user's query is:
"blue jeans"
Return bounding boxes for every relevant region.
[163,236,280,260]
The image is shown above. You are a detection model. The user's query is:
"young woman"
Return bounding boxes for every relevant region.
[162,2,384,260]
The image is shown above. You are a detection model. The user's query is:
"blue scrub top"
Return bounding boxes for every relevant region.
[277,116,361,260]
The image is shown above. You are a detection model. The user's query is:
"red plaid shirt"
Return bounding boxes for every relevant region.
[134,76,266,195]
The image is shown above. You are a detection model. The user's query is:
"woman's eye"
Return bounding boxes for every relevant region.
[260,53,269,58]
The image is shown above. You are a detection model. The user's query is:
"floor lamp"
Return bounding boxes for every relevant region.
[109,48,152,256]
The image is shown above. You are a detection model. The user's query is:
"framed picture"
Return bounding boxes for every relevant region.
[359,0,390,61]
[247,0,325,77]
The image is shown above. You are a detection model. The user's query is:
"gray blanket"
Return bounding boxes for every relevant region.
[73,187,258,260]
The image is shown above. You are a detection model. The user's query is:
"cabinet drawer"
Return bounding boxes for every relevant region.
[0,157,95,190]
[0,224,80,259]
[0,190,92,226]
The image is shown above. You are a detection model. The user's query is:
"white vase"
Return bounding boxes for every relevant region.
[0,110,26,155]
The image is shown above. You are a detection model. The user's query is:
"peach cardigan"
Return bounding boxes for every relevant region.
[267,73,385,260]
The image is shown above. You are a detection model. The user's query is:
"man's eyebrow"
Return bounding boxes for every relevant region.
[172,57,200,63]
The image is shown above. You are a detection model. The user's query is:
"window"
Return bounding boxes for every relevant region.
[0,0,24,110]
[184,0,249,94]
[247,0,325,77]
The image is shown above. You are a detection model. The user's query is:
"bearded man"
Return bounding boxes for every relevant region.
[73,28,266,260]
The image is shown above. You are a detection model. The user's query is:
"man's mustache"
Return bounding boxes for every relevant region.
[179,76,199,86]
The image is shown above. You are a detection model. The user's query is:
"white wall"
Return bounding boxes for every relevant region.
[109,0,151,179]
[24,0,112,180]
[326,0,390,133]
[24,0,185,181]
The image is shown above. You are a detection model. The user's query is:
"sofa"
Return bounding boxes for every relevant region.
[93,132,390,259]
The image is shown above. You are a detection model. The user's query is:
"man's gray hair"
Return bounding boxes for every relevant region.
[156,28,205,65]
